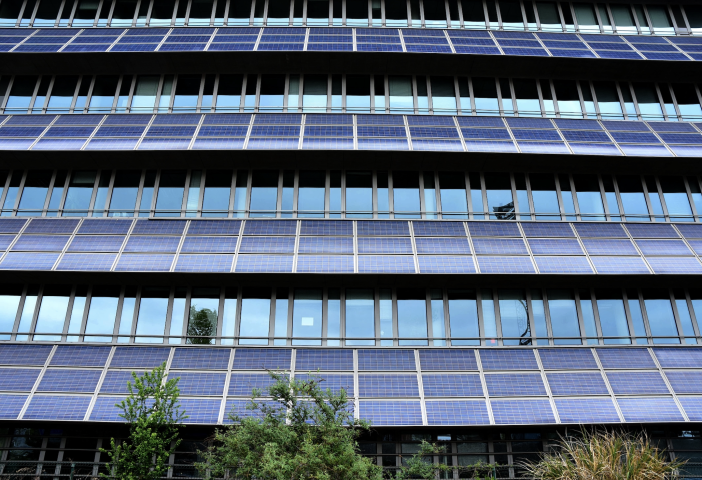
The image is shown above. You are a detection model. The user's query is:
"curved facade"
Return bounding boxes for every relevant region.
[1,0,702,477]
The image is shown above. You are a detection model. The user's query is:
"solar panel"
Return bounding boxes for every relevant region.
[653,347,702,368]
[171,348,231,370]
[616,397,684,422]
[0,368,40,391]
[485,373,547,396]
[419,350,478,371]
[590,256,650,274]
[12,235,69,252]
[675,224,702,239]
[0,394,28,419]
[647,257,702,274]
[479,350,538,370]
[50,345,111,367]
[232,348,291,370]
[358,349,416,371]
[538,349,598,369]
[178,398,222,424]
[521,223,574,237]
[180,237,239,253]
[89,396,126,421]
[535,256,593,274]
[357,255,415,273]
[555,398,620,423]
[228,372,288,397]
[417,255,476,273]
[243,220,297,235]
[358,237,413,254]
[124,236,181,253]
[131,220,187,235]
[175,254,234,272]
[414,237,471,254]
[0,219,27,234]
[581,239,638,255]
[299,220,353,236]
[358,400,423,426]
[358,374,419,397]
[169,372,226,396]
[24,395,91,420]
[356,221,410,236]
[636,239,692,256]
[235,254,293,272]
[472,238,528,255]
[100,371,145,394]
[625,224,679,239]
[68,236,125,252]
[491,399,556,424]
[476,256,535,274]
[529,239,583,255]
[547,372,609,395]
[606,371,670,395]
[37,370,101,393]
[297,237,353,254]
[294,373,355,396]
[412,222,466,237]
[110,347,171,368]
[596,348,655,369]
[679,398,702,422]
[665,371,702,394]
[425,400,490,425]
[295,349,353,371]
[223,399,283,423]
[0,345,53,365]
[422,374,483,396]
[239,236,295,253]
[466,222,521,237]
[24,219,79,234]
[114,253,174,271]
[0,252,59,270]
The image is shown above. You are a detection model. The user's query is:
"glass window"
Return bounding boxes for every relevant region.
[92,170,110,217]
[33,286,71,341]
[377,171,390,218]
[672,84,702,121]
[626,289,647,344]
[221,288,237,345]
[689,289,702,340]
[500,0,525,30]
[113,75,132,112]
[499,290,530,346]
[498,78,513,116]
[73,76,91,113]
[131,75,160,113]
[616,175,649,221]
[529,173,560,220]
[573,3,599,32]
[673,290,696,344]
[513,79,541,117]
[201,170,232,217]
[297,170,325,218]
[86,75,118,113]
[216,74,243,111]
[187,287,219,345]
[448,290,479,346]
[150,0,174,25]
[632,5,649,34]
[385,0,408,26]
[189,0,213,25]
[553,80,582,118]
[135,286,169,343]
[5,75,37,113]
[155,170,186,217]
[593,81,623,119]
[642,289,679,344]
[423,0,447,27]
[45,170,65,217]
[345,171,372,218]
[259,74,285,112]
[610,4,636,33]
[536,1,561,31]
[16,285,39,341]
[328,288,340,345]
[234,170,248,217]
[648,5,674,34]
[633,83,664,121]
[228,0,252,24]
[374,75,386,113]
[468,172,484,219]
[72,0,99,26]
[18,170,52,216]
[462,0,485,27]
[185,170,202,217]
[66,285,87,342]
[274,287,289,345]
[201,74,215,110]
[307,0,329,25]
[239,288,271,345]
[29,77,49,114]
[573,174,605,221]
[84,286,120,342]
[430,289,445,346]
[397,289,427,346]
[579,290,598,344]
[243,75,256,111]
[602,175,621,221]
[659,176,693,222]
[346,0,367,25]
[267,0,290,25]
[388,76,413,114]
[109,170,140,217]
[484,173,514,220]
[0,285,22,340]
[644,176,665,221]
[172,75,200,112]
[118,286,137,342]
[46,76,78,113]
[416,76,428,114]
[689,177,702,218]
[292,289,322,346]
[346,289,375,346]
[0,0,22,26]
[139,170,156,217]
[250,170,278,217]
[619,83,637,119]
[288,74,300,111]
[393,171,420,218]
[423,172,436,219]
[112,0,138,26]
[63,171,96,217]
[595,289,630,344]
[169,286,186,344]
[303,75,327,113]
[531,289,549,345]
[547,289,581,345]
[472,78,499,116]
[379,288,393,345]
[438,172,468,219]
[346,75,371,113]
[431,76,456,115]
[481,289,497,346]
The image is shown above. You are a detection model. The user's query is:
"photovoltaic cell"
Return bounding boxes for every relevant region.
[357,237,413,254]
[0,394,28,419]
[0,219,27,234]
[473,238,527,255]
[243,220,297,235]
[665,371,702,394]
[114,253,174,271]
[596,348,655,369]
[425,400,490,425]
[89,396,126,421]
[0,368,40,391]
[50,345,111,367]
[491,399,556,424]
[131,220,187,235]
[357,255,415,273]
[485,373,547,396]
[110,347,171,368]
[186,220,241,235]
[24,395,91,420]
[467,222,521,237]
[239,236,295,253]
[521,223,575,237]
[414,237,471,254]
[232,348,291,370]
[528,239,583,255]
[606,371,670,395]
[358,349,416,371]
[555,398,621,423]
[635,239,692,256]
[538,349,598,369]
[178,398,221,424]
[100,371,144,394]
[679,398,702,422]
[37,370,101,393]
[653,347,702,368]
[295,349,354,371]
[235,254,293,272]
[0,345,53,365]
[476,256,535,274]
[479,350,538,370]
[412,221,466,237]
[535,256,593,274]
[590,256,650,274]
[581,239,638,255]
[297,237,353,254]
[358,374,419,397]
[228,373,285,396]
[169,372,226,396]
[418,255,476,273]
[299,220,353,236]
[294,373,354,396]
[617,397,684,422]
[358,400,423,426]
[357,221,410,236]
[422,374,483,397]
[625,223,679,238]
[419,350,478,371]
[171,348,231,370]
[24,219,79,234]
[547,372,609,395]
[647,257,702,274]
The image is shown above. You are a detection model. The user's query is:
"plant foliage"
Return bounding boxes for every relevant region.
[101,362,188,480]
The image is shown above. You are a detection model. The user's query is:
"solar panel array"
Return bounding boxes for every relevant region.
[1,113,701,157]
[1,28,700,61]
[1,344,700,426]
[0,218,701,274]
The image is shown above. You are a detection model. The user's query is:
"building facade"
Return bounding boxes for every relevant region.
[1,0,702,477]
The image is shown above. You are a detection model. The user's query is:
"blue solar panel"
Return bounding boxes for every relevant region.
[422,374,483,397]
[131,220,187,235]
[596,348,655,369]
[573,223,627,238]
[535,256,593,274]
[114,253,174,271]
[414,237,471,254]
[185,220,240,236]
[506,118,554,129]
[665,371,702,394]
[178,398,221,424]
[37,370,101,393]
[425,400,490,425]
[239,236,295,253]
[228,373,281,396]
[617,397,684,422]
[24,395,91,420]
[357,255,415,273]
[297,237,353,254]
[89,396,126,421]
[411,222,464,237]
[0,252,59,270]
[0,368,40,391]
[294,373,355,396]
[457,117,505,128]
[12,235,69,252]
[358,374,419,397]
[476,256,535,274]
[0,345,53,365]
[676,224,702,239]
[413,140,463,151]
[419,350,478,371]
[608,373,672,395]
[358,237,413,254]
[50,345,111,367]
[110,347,170,368]
[512,130,561,141]
[357,221,409,236]
[24,219,79,234]
[647,257,702,274]
[124,236,181,253]
[473,238,528,255]
[358,349,416,371]
[480,350,538,370]
[590,256,650,274]
[547,372,609,395]
[466,222,520,237]
[0,394,28,419]
[169,372,226,396]
[296,255,354,273]
[653,347,702,368]
[78,219,133,234]
[299,220,353,236]
[243,220,297,235]
[356,126,406,137]
[485,373,547,396]
[295,349,353,371]
[521,223,574,237]
[636,239,692,256]
[539,349,598,369]
[171,348,230,370]
[175,254,234,273]
[555,398,620,423]
[0,219,27,234]
[461,128,512,140]
[358,400,423,426]
[223,399,284,423]
[232,348,291,370]
[55,253,116,271]
[529,239,583,255]
[491,399,556,424]
[235,254,293,272]
[620,144,672,157]
[554,119,603,130]
[417,255,476,273]
[100,371,144,394]
[179,237,238,253]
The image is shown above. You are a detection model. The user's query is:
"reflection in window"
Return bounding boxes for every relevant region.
[659,176,693,222]
[513,79,540,117]
[109,170,140,217]
[84,286,120,342]
[274,287,289,345]
[92,170,110,217]
[63,171,96,217]
[73,0,99,27]
[187,288,219,345]
[499,290,530,346]
[431,77,456,115]
[616,175,649,221]
[47,76,78,113]
[536,1,561,31]
[88,76,118,113]
[547,290,581,345]
[118,286,137,342]
[484,173,514,220]
[529,173,559,220]
[189,0,214,26]
[131,75,160,113]
[221,288,237,345]
[633,83,664,121]
[386,0,408,26]
[328,288,340,345]
[393,172,420,218]
[250,170,278,217]
[66,286,87,342]
[298,171,325,218]
[645,176,666,221]
[593,81,623,119]
[648,5,674,35]
[260,75,285,112]
[216,74,243,112]
[673,290,696,344]
[33,286,71,341]
[439,172,468,219]
[573,3,599,33]
[267,0,290,25]
[303,75,327,113]
[595,290,631,344]
[389,76,413,114]
[185,171,202,217]
[531,289,549,345]
[202,170,232,217]
[673,84,702,121]
[170,286,186,344]
[448,290,479,346]
[155,170,186,217]
[293,289,322,346]
[346,289,375,346]
[397,289,428,346]
[346,75,371,113]
[554,80,582,118]
[282,170,293,218]
[610,4,636,34]
[172,75,200,112]
[135,286,169,343]
[573,174,605,221]
[18,171,51,216]
[643,290,680,344]
[0,286,21,340]
[346,171,372,218]
[239,288,271,345]
[430,289,445,346]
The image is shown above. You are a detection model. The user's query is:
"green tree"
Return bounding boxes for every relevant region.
[520,429,685,480]
[187,305,217,344]
[101,362,188,480]
[197,371,383,480]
